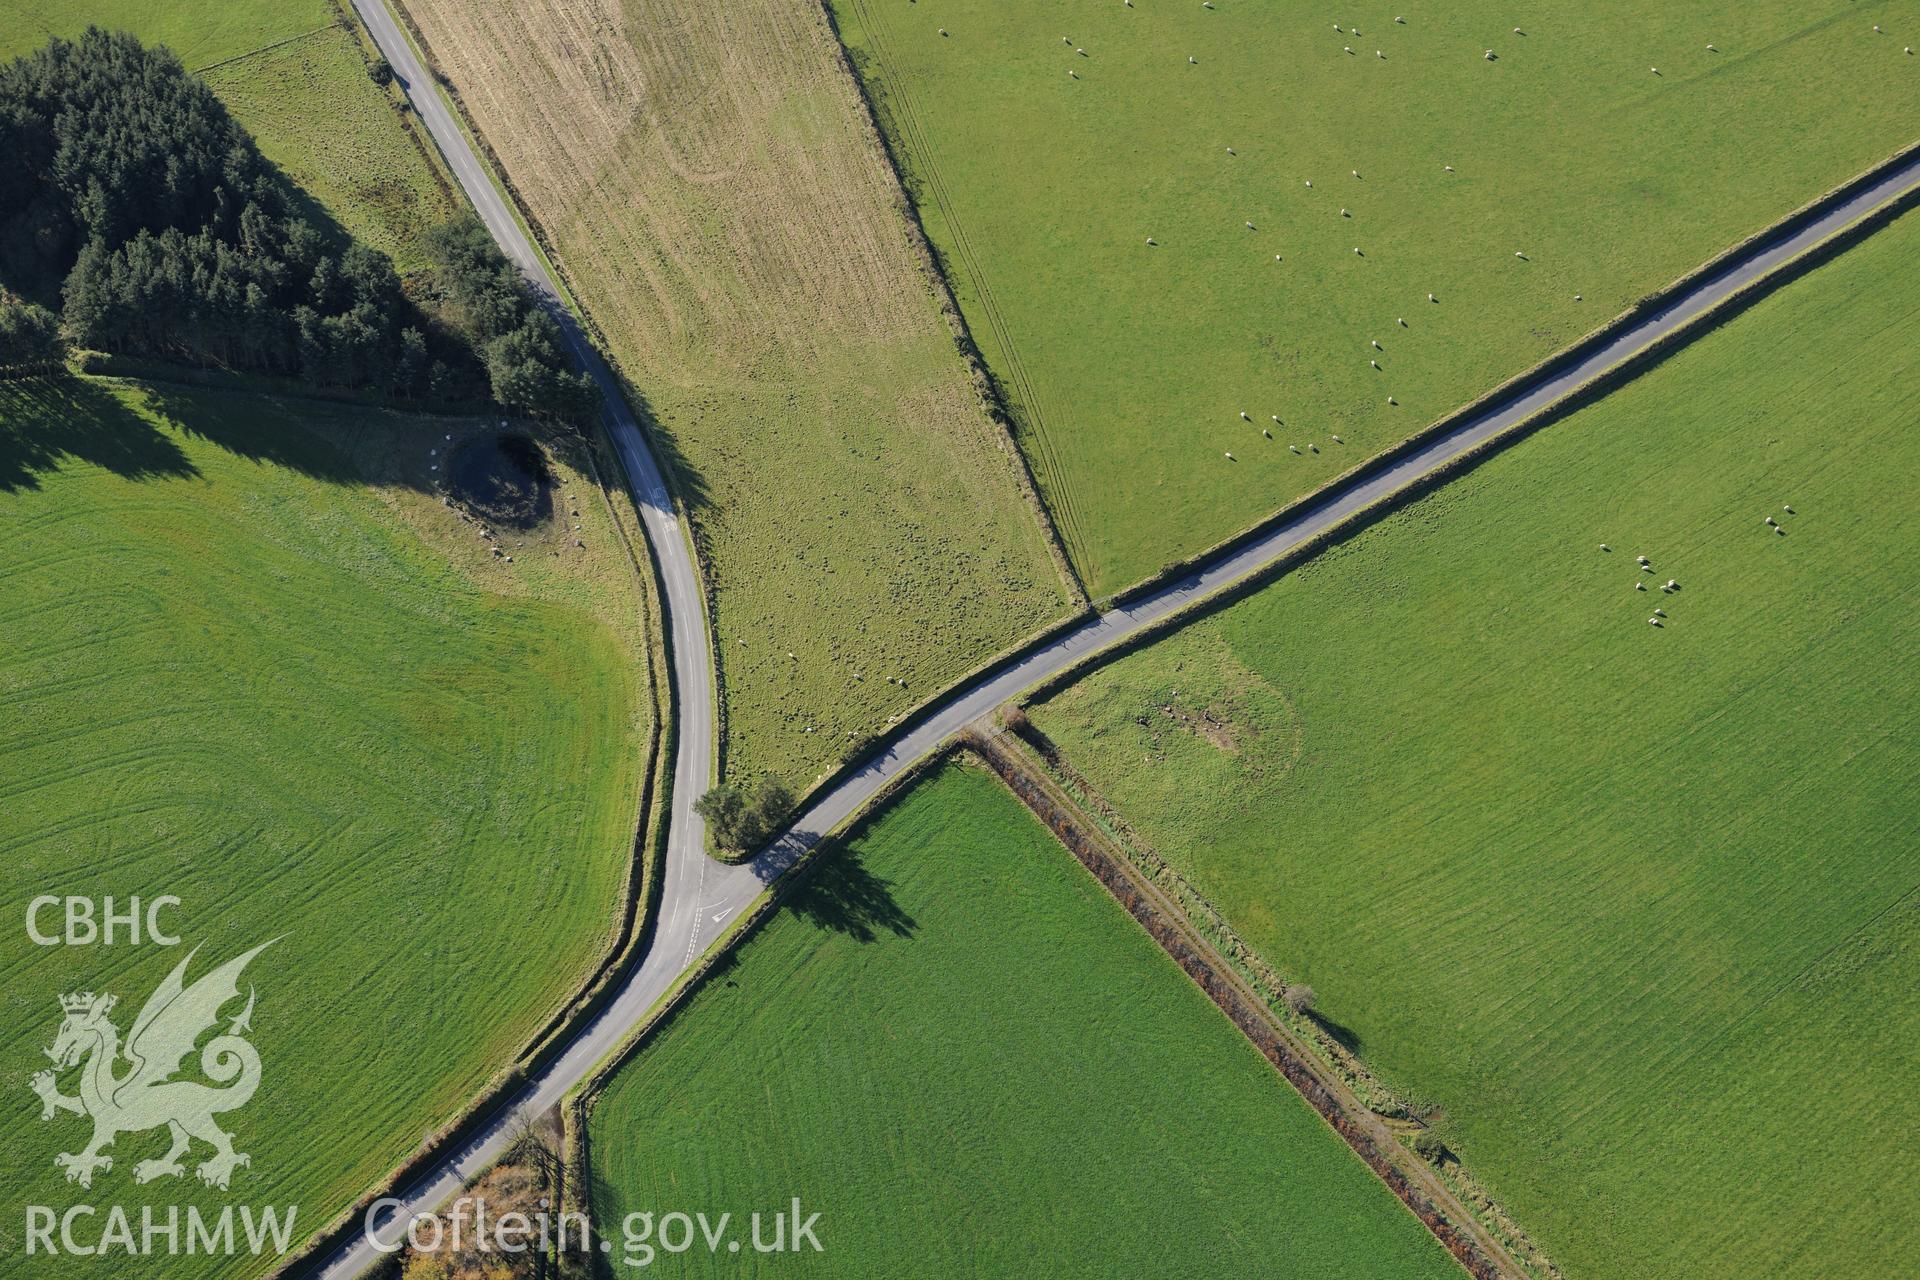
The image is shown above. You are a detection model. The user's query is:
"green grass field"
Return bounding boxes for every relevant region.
[0,1,456,278]
[0,377,654,1277]
[588,761,1460,1278]
[832,0,1920,595]
[1028,208,1920,1278]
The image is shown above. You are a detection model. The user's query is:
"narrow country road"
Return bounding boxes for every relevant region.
[327,3,1920,1272]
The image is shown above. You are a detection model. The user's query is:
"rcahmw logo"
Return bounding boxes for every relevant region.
[23,930,297,1258]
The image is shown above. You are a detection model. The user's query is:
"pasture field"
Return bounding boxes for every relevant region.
[0,376,655,1276]
[0,1,456,278]
[397,0,1075,793]
[587,761,1460,1278]
[1027,207,1920,1277]
[832,0,1920,595]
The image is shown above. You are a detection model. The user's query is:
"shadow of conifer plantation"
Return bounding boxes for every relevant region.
[0,376,197,493]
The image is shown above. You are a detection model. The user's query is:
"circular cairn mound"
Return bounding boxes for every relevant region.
[448,433,553,530]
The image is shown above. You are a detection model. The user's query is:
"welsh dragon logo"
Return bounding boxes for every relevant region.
[29,942,272,1190]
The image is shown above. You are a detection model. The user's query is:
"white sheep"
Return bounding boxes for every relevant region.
[1224,451,1236,460]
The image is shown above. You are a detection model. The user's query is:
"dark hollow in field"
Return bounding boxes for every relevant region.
[449,432,552,529]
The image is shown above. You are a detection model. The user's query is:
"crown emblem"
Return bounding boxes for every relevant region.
[60,991,114,1016]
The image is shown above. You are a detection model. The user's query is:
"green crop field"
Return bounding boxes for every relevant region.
[587,761,1460,1278]
[0,377,654,1277]
[0,1,456,277]
[1028,208,1920,1278]
[832,0,1920,595]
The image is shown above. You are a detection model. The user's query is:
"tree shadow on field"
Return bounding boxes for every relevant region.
[782,847,917,943]
[1310,1010,1364,1056]
[142,384,367,487]
[0,376,199,492]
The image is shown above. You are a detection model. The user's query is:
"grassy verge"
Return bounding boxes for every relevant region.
[584,760,1463,1278]
[830,0,1920,595]
[1027,204,1920,1279]
[0,376,655,1278]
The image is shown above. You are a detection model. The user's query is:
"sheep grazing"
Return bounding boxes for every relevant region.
[1146,236,1157,245]
[1331,434,1344,444]
[1765,516,1777,527]
[1636,581,1647,591]
[1444,164,1455,172]
[1355,247,1364,255]
[1515,251,1528,259]
[1575,294,1583,301]
[1370,359,1381,369]
[1398,316,1407,326]
[1395,16,1406,24]
[1226,147,1237,155]
[1513,27,1524,35]
[1077,47,1087,56]
[1189,55,1198,64]
[1271,414,1282,423]
[1240,410,1251,420]
[1387,395,1398,405]
[1428,292,1437,302]
[1372,338,1383,349]
[1352,169,1361,178]
[1246,220,1257,229]
[1274,254,1284,260]
[1345,46,1355,55]
[1289,445,1301,454]
[1706,43,1717,52]
[1665,579,1679,590]
[1636,554,1650,565]
[1224,451,1236,460]
[1341,207,1352,217]
[939,27,948,36]
[1599,543,1611,552]
[1654,608,1666,618]
[1377,50,1386,59]
[1783,504,1795,514]
[1305,179,1313,187]
[1068,70,1077,78]
[1263,428,1272,439]
[1651,66,1660,74]
[1063,36,1071,44]
[1485,49,1497,60]
[1648,617,1661,626]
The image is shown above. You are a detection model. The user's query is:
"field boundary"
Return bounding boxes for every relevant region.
[988,717,1565,1278]
[264,430,675,1280]
[512,430,676,1066]
[1094,135,1920,613]
[1017,161,1920,712]
[380,0,728,800]
[961,726,1524,1280]
[814,0,1087,608]
[823,6,1920,611]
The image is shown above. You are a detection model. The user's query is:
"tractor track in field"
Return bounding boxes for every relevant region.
[310,3,1920,1275]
